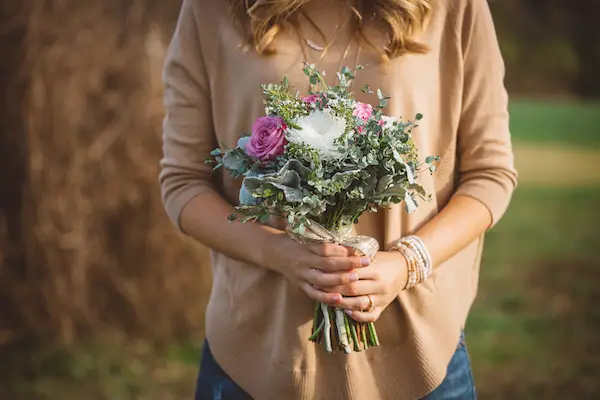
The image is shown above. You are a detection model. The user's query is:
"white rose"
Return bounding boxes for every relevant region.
[286,109,347,159]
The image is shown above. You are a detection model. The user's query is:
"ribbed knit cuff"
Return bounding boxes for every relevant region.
[453,178,516,228]
[163,184,211,233]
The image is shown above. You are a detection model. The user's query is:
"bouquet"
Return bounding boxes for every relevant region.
[208,64,439,353]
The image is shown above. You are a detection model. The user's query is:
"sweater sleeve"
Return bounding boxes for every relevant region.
[159,0,218,230]
[452,0,518,227]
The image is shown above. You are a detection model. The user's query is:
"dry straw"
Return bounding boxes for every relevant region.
[0,0,211,362]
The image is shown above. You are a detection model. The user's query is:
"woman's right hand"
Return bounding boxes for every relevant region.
[263,232,371,306]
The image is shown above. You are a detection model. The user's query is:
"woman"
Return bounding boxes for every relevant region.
[160,0,517,398]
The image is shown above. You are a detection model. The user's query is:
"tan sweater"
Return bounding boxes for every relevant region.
[160,0,517,398]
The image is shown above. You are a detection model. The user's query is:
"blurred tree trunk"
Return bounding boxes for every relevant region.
[1,0,211,382]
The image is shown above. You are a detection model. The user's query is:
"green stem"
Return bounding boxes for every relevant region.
[312,301,319,332]
[335,308,352,354]
[349,317,360,352]
[367,322,380,347]
[360,323,369,350]
[343,313,353,352]
[309,319,325,342]
[320,303,332,353]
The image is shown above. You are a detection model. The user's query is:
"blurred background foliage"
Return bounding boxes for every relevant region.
[0,0,599,399]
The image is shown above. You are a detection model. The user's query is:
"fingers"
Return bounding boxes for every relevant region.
[353,265,381,280]
[321,280,382,296]
[308,243,356,258]
[335,294,372,311]
[301,282,341,306]
[345,307,381,323]
[313,255,370,273]
[302,269,358,287]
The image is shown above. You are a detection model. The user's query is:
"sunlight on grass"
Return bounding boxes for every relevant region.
[468,187,600,397]
[510,99,600,147]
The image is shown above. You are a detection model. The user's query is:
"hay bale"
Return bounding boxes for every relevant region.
[0,0,211,354]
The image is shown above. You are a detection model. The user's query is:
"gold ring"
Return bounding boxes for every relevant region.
[365,295,375,312]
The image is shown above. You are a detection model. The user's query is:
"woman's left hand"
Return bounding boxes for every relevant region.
[320,251,408,323]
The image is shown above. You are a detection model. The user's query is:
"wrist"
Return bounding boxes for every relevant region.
[389,235,432,290]
[258,228,291,273]
[386,250,410,291]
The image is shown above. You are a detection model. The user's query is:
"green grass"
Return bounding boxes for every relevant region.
[467,186,600,398]
[509,99,600,147]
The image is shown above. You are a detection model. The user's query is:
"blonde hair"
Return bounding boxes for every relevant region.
[229,0,433,59]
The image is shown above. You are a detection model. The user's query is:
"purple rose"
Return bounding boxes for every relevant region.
[245,116,288,163]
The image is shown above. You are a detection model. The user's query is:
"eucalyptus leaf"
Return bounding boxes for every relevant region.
[237,137,250,153]
[376,175,393,192]
[408,183,427,197]
[404,161,415,184]
[222,150,247,172]
[404,192,418,214]
[375,185,407,199]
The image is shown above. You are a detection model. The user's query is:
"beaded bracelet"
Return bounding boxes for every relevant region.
[390,235,433,289]
[396,242,418,289]
[402,236,431,278]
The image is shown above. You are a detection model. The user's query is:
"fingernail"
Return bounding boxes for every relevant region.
[360,257,370,266]
[333,294,342,303]
[348,273,359,282]
[345,310,352,316]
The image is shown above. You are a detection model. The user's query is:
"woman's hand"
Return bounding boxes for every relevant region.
[320,251,408,323]
[264,233,372,307]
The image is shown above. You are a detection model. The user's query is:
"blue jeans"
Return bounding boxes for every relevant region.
[195,334,476,400]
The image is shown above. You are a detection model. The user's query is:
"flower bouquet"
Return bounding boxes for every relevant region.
[208,64,438,353]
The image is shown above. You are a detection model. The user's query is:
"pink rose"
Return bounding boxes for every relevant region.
[353,102,373,121]
[245,116,288,163]
[302,94,321,104]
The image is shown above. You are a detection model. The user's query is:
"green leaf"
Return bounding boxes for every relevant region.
[309,75,318,85]
[222,151,247,171]
[404,192,418,214]
[376,175,393,192]
[209,148,222,156]
[375,186,406,199]
[415,113,423,120]
[409,183,427,197]
[405,162,415,184]
[227,214,238,222]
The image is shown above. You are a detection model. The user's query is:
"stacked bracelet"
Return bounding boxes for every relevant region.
[391,235,433,289]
